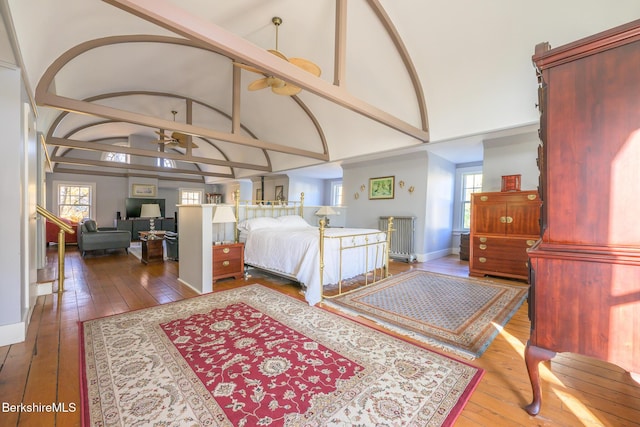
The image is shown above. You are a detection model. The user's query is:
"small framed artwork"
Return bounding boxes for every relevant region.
[132,184,157,197]
[275,185,284,201]
[256,189,263,203]
[369,176,395,200]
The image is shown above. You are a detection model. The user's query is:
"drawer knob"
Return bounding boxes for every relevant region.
[526,239,536,246]
[479,244,487,250]
[479,257,487,263]
[527,194,537,200]
[480,196,488,202]
[222,260,230,267]
[223,248,230,254]
[479,237,487,243]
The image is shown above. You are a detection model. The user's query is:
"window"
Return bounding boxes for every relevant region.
[157,157,175,168]
[101,142,130,164]
[180,189,203,205]
[461,172,483,229]
[56,183,94,222]
[102,151,129,163]
[330,181,343,206]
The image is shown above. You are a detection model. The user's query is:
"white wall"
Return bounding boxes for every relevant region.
[482,132,540,192]
[46,172,213,227]
[424,153,456,259]
[0,64,38,346]
[343,151,455,260]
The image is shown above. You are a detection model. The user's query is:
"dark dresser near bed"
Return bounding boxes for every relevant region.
[212,243,245,283]
[525,20,640,416]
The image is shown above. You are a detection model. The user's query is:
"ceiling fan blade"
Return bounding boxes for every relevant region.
[171,132,198,149]
[233,61,264,75]
[268,49,288,61]
[248,78,270,91]
[289,58,321,77]
[272,83,301,96]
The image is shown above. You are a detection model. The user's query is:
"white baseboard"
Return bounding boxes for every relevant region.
[37,282,53,296]
[177,278,203,295]
[0,319,27,347]
[415,248,452,263]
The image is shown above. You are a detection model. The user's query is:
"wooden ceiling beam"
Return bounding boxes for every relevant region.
[38,92,329,161]
[51,156,234,178]
[47,137,271,171]
[102,0,429,142]
[334,0,347,87]
[53,167,207,184]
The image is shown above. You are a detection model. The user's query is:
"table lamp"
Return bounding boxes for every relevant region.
[212,206,237,244]
[140,204,162,238]
[315,206,337,226]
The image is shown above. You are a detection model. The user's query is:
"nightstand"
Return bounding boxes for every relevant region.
[212,242,244,283]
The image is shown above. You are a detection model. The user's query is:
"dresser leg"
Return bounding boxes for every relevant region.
[524,341,556,416]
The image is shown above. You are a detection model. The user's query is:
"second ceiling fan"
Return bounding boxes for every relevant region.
[236,17,321,96]
[152,110,198,148]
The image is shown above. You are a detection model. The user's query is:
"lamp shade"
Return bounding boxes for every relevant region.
[140,204,161,218]
[315,206,337,216]
[212,206,237,224]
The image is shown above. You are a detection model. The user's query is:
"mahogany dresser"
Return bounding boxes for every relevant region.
[469,190,540,281]
[525,20,640,416]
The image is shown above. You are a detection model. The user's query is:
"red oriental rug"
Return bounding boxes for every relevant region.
[80,284,483,426]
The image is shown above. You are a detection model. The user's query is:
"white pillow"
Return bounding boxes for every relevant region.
[276,215,311,228]
[237,217,280,231]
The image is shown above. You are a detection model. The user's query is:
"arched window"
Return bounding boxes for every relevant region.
[101,143,130,163]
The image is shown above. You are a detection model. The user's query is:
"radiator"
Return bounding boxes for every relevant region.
[379,216,416,262]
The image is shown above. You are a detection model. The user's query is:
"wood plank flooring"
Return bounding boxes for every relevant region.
[0,247,638,426]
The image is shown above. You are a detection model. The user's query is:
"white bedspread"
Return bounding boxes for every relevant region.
[244,226,387,305]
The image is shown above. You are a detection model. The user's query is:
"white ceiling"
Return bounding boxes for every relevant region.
[3,0,639,182]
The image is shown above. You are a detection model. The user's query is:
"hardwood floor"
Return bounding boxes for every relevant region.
[1,247,638,426]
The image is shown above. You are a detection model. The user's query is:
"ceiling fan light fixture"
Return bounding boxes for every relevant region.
[266,76,285,88]
[237,15,320,96]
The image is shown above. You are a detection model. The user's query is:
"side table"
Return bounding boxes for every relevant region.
[141,236,164,264]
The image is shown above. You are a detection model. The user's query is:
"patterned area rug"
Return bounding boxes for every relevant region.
[80,284,483,426]
[325,270,528,359]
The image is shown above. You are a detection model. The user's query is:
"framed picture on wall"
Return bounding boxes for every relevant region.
[132,184,157,197]
[369,176,395,200]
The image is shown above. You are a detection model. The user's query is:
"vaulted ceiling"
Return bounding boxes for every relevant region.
[3,0,639,183]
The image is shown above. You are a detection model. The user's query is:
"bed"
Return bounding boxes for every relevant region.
[234,192,393,305]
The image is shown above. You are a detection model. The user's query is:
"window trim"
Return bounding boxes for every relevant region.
[179,188,203,205]
[453,165,482,232]
[330,180,343,206]
[53,180,96,222]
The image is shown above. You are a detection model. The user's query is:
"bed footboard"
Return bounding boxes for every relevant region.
[319,217,393,299]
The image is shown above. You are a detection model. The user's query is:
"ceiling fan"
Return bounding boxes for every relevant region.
[152,111,198,148]
[235,16,321,96]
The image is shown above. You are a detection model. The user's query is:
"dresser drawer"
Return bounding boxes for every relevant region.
[471,255,529,277]
[473,236,536,261]
[213,257,242,275]
[213,244,243,261]
[212,243,244,283]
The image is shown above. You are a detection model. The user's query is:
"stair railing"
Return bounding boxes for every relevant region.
[36,205,75,292]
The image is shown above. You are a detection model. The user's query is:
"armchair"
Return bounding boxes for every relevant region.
[46,218,78,245]
[77,219,131,257]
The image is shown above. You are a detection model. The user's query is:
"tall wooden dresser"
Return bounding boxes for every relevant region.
[525,20,640,416]
[469,190,540,281]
